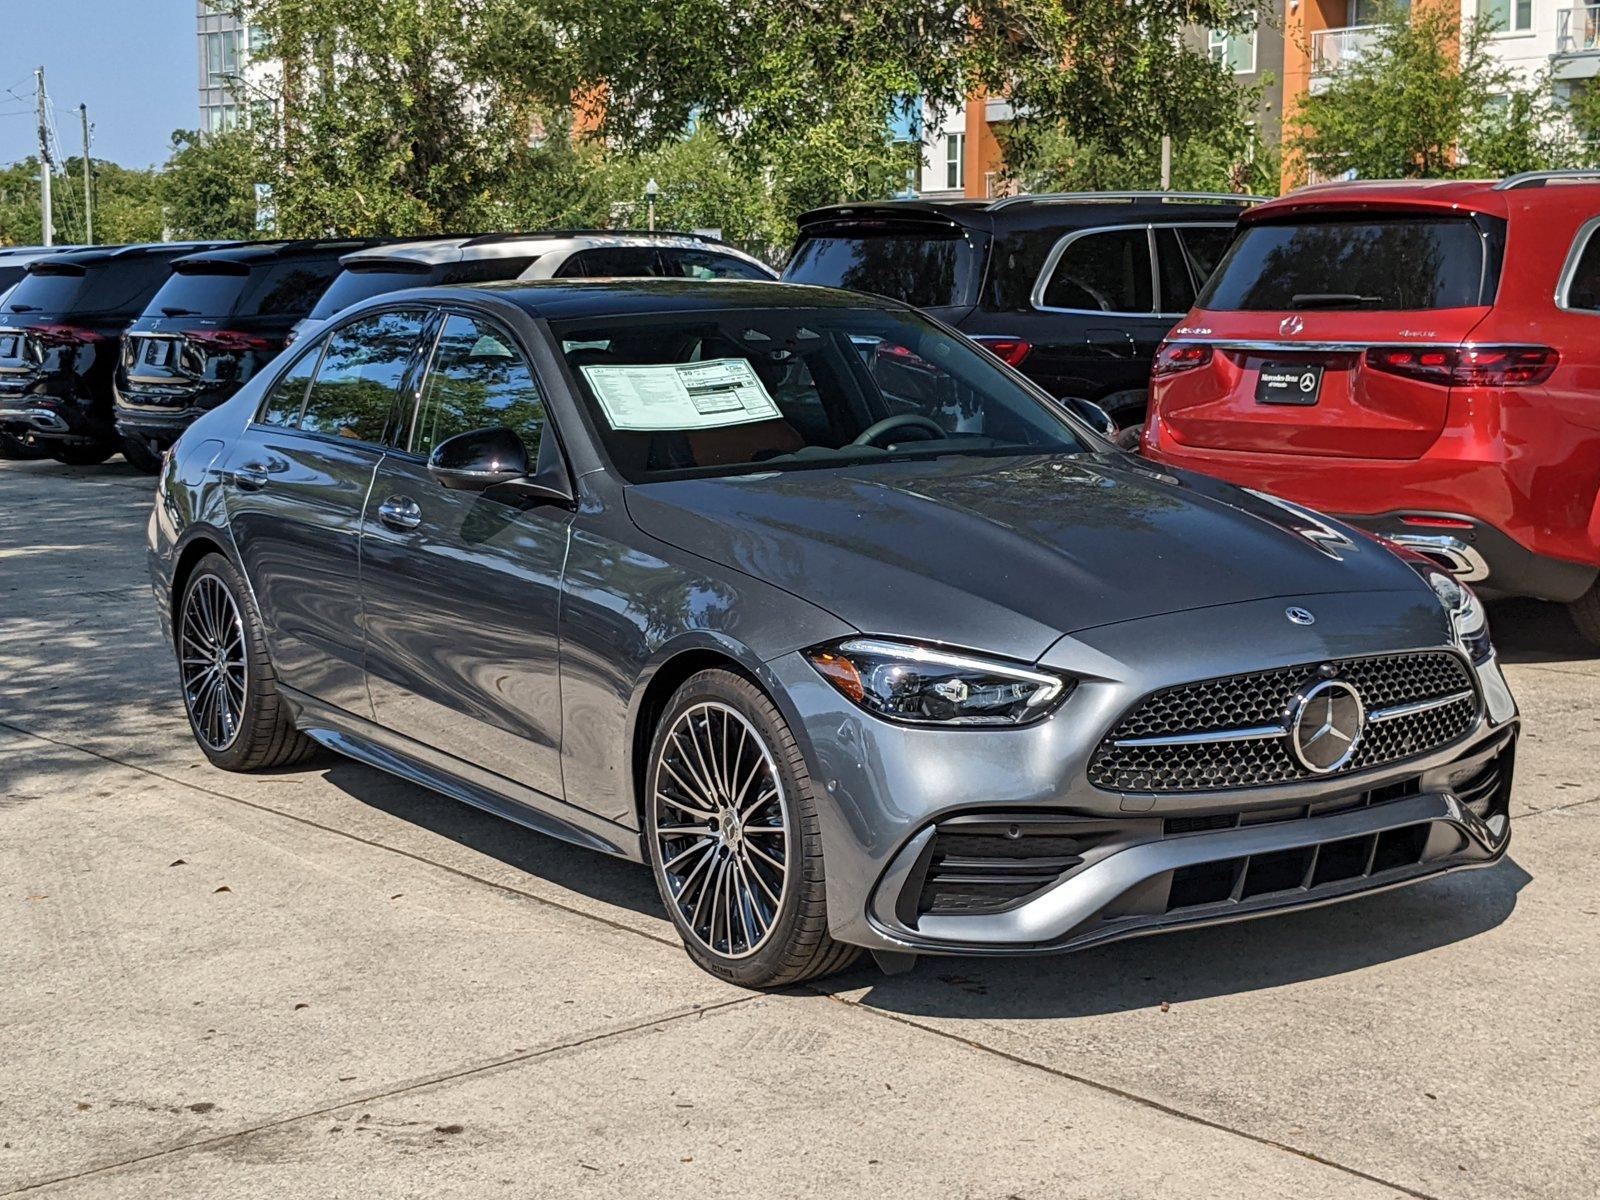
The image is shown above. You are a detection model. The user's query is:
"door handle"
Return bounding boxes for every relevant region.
[229,462,271,490]
[377,495,422,531]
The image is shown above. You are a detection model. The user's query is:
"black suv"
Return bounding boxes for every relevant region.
[115,239,389,470]
[0,242,231,466]
[781,192,1256,431]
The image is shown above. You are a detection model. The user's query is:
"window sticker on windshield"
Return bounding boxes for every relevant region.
[581,358,782,431]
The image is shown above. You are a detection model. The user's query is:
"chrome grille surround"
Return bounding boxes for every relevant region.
[1088,651,1479,793]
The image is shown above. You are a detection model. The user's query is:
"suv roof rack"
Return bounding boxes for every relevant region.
[1494,169,1600,190]
[458,229,712,247]
[986,190,1265,210]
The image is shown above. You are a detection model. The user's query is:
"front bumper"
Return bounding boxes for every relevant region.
[771,595,1519,957]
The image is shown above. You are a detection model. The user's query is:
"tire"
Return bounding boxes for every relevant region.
[176,552,317,771]
[644,669,859,988]
[120,434,164,474]
[48,440,116,466]
[0,431,45,461]
[1567,578,1600,649]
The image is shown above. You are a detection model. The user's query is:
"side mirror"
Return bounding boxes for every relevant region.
[427,426,530,491]
[1060,397,1119,441]
[427,424,576,507]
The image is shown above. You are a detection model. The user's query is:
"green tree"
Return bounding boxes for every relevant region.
[0,156,163,246]
[160,129,265,240]
[1287,4,1575,181]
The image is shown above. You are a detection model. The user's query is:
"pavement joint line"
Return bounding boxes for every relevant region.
[0,995,760,1197]
[1520,793,1600,818]
[0,718,681,951]
[813,992,1445,1200]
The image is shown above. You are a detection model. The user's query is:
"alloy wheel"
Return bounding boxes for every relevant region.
[651,701,790,959]
[180,573,249,752]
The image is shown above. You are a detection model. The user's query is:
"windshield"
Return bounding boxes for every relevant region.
[782,228,976,308]
[1197,215,1499,311]
[308,265,431,320]
[553,307,1088,483]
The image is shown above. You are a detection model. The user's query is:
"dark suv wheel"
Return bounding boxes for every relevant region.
[644,669,859,988]
[177,552,317,770]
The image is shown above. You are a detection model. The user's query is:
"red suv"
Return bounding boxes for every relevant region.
[1143,172,1600,644]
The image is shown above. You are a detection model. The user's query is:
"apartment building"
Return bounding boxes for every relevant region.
[196,4,276,135]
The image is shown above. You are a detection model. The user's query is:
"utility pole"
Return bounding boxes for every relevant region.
[35,67,52,246]
[79,103,92,244]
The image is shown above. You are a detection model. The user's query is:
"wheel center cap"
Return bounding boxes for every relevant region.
[719,810,744,849]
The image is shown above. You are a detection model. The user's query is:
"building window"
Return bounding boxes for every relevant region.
[205,28,241,84]
[204,104,242,135]
[1208,30,1257,74]
[945,133,965,191]
[1479,0,1533,34]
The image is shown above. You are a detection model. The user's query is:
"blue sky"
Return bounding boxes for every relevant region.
[0,1,195,168]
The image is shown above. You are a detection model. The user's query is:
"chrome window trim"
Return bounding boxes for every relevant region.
[1554,213,1600,314]
[1030,221,1235,319]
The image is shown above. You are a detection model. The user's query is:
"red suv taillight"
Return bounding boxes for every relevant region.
[970,336,1032,366]
[1365,345,1558,387]
[1152,342,1213,377]
[30,324,104,347]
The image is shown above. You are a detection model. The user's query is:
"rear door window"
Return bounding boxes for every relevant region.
[257,343,324,427]
[440,256,537,284]
[410,314,546,457]
[782,228,976,308]
[1198,216,1495,311]
[1038,227,1154,314]
[297,309,428,443]
[1563,225,1600,311]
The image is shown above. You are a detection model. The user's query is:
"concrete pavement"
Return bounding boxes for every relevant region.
[1,457,1595,1198]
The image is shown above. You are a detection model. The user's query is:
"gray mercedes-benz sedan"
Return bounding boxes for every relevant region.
[148,279,1518,987]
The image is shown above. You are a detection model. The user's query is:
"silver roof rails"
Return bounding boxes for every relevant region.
[1494,169,1600,190]
[987,190,1267,210]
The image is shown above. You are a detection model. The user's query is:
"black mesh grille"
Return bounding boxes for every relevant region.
[1089,652,1477,793]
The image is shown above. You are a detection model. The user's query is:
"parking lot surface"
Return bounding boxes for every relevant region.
[1,458,1596,1199]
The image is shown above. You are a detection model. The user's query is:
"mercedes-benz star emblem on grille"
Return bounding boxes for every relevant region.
[1280,315,1305,336]
[1288,679,1366,774]
[1285,606,1315,625]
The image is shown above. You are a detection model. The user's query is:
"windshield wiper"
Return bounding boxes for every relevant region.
[1289,292,1384,310]
[8,303,38,312]
[160,306,199,317]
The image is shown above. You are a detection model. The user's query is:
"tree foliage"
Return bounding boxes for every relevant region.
[1287,4,1579,181]
[160,129,265,240]
[0,157,163,246]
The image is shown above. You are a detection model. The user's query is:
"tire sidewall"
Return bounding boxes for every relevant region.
[644,670,816,987]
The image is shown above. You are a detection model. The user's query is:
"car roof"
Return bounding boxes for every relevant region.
[366,277,900,321]
[167,238,394,270]
[25,241,237,270]
[336,230,758,269]
[798,192,1261,235]
[1247,171,1600,223]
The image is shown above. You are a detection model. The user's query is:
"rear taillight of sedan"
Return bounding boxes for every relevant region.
[970,336,1032,367]
[1151,342,1213,377]
[1365,345,1558,387]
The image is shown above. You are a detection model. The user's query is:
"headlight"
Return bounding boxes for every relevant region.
[1416,566,1492,663]
[804,638,1071,726]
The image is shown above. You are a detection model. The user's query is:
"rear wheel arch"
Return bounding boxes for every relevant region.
[169,533,233,637]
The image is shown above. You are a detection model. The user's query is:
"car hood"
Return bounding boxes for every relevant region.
[624,453,1429,662]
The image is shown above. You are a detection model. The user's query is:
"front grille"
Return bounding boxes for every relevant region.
[1089,651,1478,793]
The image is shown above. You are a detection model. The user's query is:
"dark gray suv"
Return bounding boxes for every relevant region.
[149,278,1517,987]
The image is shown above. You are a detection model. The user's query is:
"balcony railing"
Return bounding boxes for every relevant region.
[1311,25,1379,81]
[1557,5,1600,53]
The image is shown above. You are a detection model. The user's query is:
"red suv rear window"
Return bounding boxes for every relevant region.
[1197,215,1502,312]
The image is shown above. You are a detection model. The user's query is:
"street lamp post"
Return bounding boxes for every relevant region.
[645,177,659,232]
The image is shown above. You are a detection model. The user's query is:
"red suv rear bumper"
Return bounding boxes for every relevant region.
[1143,405,1600,603]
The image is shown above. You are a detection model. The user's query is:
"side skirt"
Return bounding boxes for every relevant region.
[280,685,645,863]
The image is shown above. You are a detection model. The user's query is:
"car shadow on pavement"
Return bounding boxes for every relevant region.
[1488,597,1592,664]
[318,759,665,920]
[826,855,1531,1019]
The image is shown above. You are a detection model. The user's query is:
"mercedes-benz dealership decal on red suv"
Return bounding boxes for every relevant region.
[1143,171,1600,644]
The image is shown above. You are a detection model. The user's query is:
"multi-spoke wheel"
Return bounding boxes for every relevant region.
[174,552,316,771]
[644,669,859,987]
[180,573,248,752]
